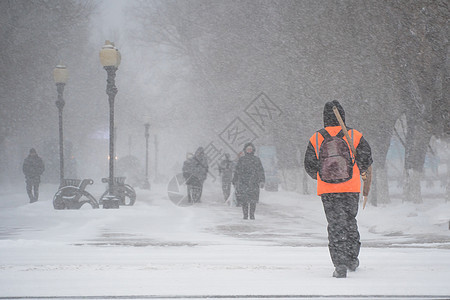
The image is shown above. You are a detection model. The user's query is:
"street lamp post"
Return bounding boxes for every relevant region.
[143,123,151,189]
[53,63,68,187]
[99,40,121,209]
[154,134,159,183]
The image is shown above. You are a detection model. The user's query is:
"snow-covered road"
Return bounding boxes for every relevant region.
[0,182,449,299]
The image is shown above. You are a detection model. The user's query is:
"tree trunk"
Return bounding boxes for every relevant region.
[403,119,432,204]
[446,158,450,203]
[367,127,394,206]
[371,165,390,206]
[403,168,424,204]
[281,168,301,192]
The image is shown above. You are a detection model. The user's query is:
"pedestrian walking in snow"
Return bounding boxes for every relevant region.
[232,143,265,220]
[304,100,373,278]
[234,151,245,207]
[218,153,234,201]
[22,148,45,203]
[182,147,208,203]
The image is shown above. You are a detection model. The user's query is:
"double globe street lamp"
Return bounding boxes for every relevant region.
[53,63,68,187]
[99,40,121,209]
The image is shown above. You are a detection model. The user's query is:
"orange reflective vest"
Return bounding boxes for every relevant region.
[309,126,363,195]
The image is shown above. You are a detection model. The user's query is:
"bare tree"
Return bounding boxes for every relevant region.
[128,0,448,200]
[0,0,98,183]
[390,0,449,203]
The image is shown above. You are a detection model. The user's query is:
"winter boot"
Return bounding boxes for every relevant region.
[249,203,256,220]
[347,258,359,272]
[332,265,347,278]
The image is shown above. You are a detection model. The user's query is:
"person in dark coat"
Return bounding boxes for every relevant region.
[218,153,234,201]
[232,143,265,220]
[182,147,208,203]
[22,148,45,203]
[304,100,373,278]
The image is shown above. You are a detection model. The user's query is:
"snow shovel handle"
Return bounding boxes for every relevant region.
[332,106,356,155]
[362,165,372,209]
[332,106,372,209]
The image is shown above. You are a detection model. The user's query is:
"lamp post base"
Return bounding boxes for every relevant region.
[101,194,120,209]
[143,178,151,190]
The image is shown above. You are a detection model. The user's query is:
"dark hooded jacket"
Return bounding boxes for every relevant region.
[183,147,209,185]
[232,143,265,203]
[219,153,234,183]
[23,151,45,180]
[304,100,372,182]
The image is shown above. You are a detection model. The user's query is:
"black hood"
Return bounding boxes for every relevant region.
[323,100,345,127]
[243,142,255,155]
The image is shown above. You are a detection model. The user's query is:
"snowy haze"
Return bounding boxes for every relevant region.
[0,0,449,298]
[0,1,448,189]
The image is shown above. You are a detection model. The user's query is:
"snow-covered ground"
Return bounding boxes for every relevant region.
[0,180,449,299]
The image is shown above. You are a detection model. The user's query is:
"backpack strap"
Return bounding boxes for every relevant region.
[350,129,355,161]
[319,128,331,139]
[337,129,355,161]
[315,129,330,159]
[339,128,354,141]
[315,132,319,159]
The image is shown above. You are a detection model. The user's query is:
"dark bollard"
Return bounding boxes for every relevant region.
[102,195,120,209]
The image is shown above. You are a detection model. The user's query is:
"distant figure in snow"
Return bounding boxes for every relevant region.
[182,147,208,203]
[22,148,45,203]
[218,153,234,201]
[232,143,265,220]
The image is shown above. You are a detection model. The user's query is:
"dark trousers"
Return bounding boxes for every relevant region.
[222,181,231,201]
[321,193,360,267]
[26,178,40,203]
[242,202,256,219]
[187,184,203,203]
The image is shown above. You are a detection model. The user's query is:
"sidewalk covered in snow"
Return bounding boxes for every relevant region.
[0,183,449,299]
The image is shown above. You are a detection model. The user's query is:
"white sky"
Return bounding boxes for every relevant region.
[92,0,128,46]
